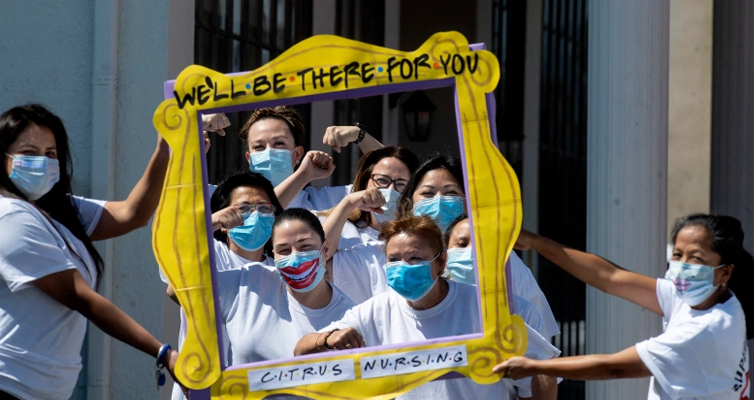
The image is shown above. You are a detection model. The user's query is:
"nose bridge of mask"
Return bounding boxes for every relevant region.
[447,247,472,261]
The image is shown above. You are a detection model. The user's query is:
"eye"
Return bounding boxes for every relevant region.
[274,141,286,147]
[388,256,400,262]
[445,190,460,196]
[253,145,265,151]
[46,151,57,158]
[275,248,291,256]
[419,190,434,197]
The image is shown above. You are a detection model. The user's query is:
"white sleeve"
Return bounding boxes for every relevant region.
[290,185,351,211]
[332,242,387,304]
[0,206,78,292]
[70,195,106,236]
[655,278,680,319]
[510,252,560,337]
[635,322,711,399]
[320,306,363,333]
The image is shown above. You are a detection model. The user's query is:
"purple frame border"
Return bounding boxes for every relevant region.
[163,42,513,398]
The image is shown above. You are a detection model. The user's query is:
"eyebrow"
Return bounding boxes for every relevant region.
[15,143,56,151]
[252,135,290,143]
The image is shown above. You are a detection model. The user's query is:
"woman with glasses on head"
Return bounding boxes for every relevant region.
[164,170,283,400]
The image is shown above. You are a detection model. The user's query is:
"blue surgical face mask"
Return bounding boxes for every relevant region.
[227,211,275,251]
[6,154,60,201]
[249,148,293,187]
[665,260,725,307]
[446,247,475,284]
[274,246,326,293]
[374,188,401,224]
[412,196,465,232]
[385,254,440,301]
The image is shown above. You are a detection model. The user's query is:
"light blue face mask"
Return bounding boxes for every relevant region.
[374,188,401,224]
[227,211,275,251]
[249,148,293,187]
[412,196,465,232]
[6,154,60,201]
[665,260,726,307]
[385,254,440,301]
[446,247,475,284]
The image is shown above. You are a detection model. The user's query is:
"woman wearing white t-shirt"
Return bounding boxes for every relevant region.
[397,155,466,233]
[295,215,559,400]
[320,146,420,250]
[238,106,384,211]
[216,208,355,368]
[494,214,751,400]
[444,214,560,340]
[0,104,182,400]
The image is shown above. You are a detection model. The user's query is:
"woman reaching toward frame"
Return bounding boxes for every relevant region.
[494,214,751,400]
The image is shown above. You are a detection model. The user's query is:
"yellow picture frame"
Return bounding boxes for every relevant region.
[152,31,526,399]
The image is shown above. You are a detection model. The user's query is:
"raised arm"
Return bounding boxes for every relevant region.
[90,137,169,240]
[322,188,385,259]
[33,269,180,381]
[323,125,384,154]
[274,150,335,209]
[91,114,229,241]
[493,346,651,381]
[518,230,661,315]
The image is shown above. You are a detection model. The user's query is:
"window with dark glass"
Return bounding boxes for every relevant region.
[195,0,313,183]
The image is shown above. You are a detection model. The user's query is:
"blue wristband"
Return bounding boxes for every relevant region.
[156,343,172,369]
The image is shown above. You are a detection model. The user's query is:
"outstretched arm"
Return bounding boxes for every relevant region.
[494,346,650,381]
[517,230,661,316]
[33,269,180,380]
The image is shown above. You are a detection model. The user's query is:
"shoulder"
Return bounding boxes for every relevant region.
[0,196,39,218]
[0,197,53,231]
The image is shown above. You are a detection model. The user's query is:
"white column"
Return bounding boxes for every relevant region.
[709,0,754,375]
[586,1,669,399]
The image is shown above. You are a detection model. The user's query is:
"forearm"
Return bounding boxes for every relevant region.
[528,354,648,381]
[357,133,384,153]
[274,169,311,209]
[77,286,162,357]
[530,235,618,292]
[294,333,326,356]
[322,199,356,258]
[122,140,170,226]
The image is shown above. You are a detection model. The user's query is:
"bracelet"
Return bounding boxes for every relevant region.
[353,122,367,144]
[314,332,326,352]
[323,329,339,350]
[156,343,172,369]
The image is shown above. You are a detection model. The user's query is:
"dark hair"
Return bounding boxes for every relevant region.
[398,154,465,217]
[239,106,304,147]
[0,104,104,287]
[379,215,445,257]
[671,214,754,339]
[272,208,326,246]
[444,214,469,247]
[210,170,284,254]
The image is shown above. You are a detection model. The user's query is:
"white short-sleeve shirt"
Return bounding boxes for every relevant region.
[288,184,352,211]
[217,264,355,366]
[0,197,99,400]
[509,252,560,338]
[331,241,388,304]
[636,279,750,400]
[70,195,106,236]
[323,280,558,400]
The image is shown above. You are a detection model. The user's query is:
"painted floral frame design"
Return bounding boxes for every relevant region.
[152,31,526,399]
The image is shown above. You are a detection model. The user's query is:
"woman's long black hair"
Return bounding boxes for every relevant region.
[0,104,104,287]
[671,214,754,339]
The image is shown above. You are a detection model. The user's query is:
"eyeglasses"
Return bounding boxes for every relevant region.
[370,174,408,192]
[237,203,276,216]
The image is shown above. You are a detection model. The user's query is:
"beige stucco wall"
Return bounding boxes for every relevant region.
[667,0,713,238]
